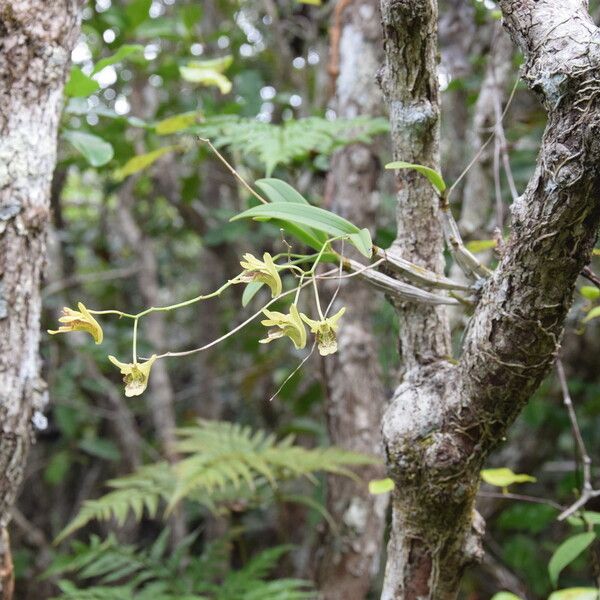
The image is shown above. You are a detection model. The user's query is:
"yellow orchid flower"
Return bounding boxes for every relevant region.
[238,252,282,297]
[301,307,346,356]
[108,354,158,397]
[48,302,103,345]
[260,303,307,350]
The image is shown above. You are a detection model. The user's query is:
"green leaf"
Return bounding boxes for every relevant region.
[256,178,311,205]
[368,478,395,495]
[580,286,600,301]
[242,281,264,307]
[548,532,596,587]
[125,0,151,27]
[255,178,328,250]
[465,239,497,254]
[64,66,100,97]
[549,589,600,600]
[113,146,177,181]
[231,203,372,257]
[63,130,114,167]
[349,228,373,259]
[567,511,600,528]
[78,438,120,462]
[179,56,234,94]
[582,305,600,323]
[481,468,536,488]
[490,594,524,600]
[155,111,203,135]
[91,44,144,75]
[385,161,447,193]
[44,450,72,486]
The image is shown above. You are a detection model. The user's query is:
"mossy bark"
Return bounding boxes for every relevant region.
[0,2,80,595]
[379,0,600,597]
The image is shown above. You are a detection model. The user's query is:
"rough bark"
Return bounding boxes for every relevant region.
[379,0,600,597]
[314,2,388,598]
[378,1,465,595]
[0,1,80,595]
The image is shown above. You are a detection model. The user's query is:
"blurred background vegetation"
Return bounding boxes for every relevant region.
[17,0,600,598]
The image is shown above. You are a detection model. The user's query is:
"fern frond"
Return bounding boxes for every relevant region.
[50,534,314,600]
[195,115,389,175]
[55,463,174,543]
[60,420,379,538]
[168,420,379,508]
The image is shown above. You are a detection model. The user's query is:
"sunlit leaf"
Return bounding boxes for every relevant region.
[113,146,178,181]
[481,468,536,488]
[155,111,203,135]
[62,130,114,167]
[465,239,497,254]
[231,202,372,257]
[580,286,600,301]
[255,178,328,250]
[385,161,447,193]
[549,588,600,600]
[179,56,234,94]
[582,305,600,323]
[548,532,596,587]
[368,478,395,495]
[490,593,524,600]
[64,66,100,97]
[567,511,600,527]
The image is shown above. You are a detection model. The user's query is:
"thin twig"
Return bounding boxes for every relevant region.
[478,490,564,511]
[198,137,269,205]
[556,359,598,520]
[582,265,600,288]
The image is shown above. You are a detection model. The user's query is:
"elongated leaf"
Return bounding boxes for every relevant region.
[548,532,596,587]
[179,57,233,94]
[91,44,144,75]
[385,160,446,193]
[65,66,100,97]
[255,178,311,205]
[580,286,600,301]
[114,146,177,181]
[490,594,524,600]
[63,130,114,167]
[155,111,203,135]
[583,306,600,323]
[270,219,328,252]
[481,468,536,488]
[567,511,600,527]
[349,228,373,258]
[465,239,497,254]
[549,589,600,600]
[242,281,264,307]
[368,478,395,495]
[255,178,328,250]
[231,203,373,257]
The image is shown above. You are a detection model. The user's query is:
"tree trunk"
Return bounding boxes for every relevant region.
[314,2,388,598]
[379,0,600,596]
[0,1,80,596]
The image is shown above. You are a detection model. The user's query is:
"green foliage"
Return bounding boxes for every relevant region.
[481,468,536,490]
[232,186,372,258]
[62,130,114,167]
[548,532,596,588]
[48,533,315,600]
[384,161,446,194]
[194,115,389,175]
[58,420,378,541]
